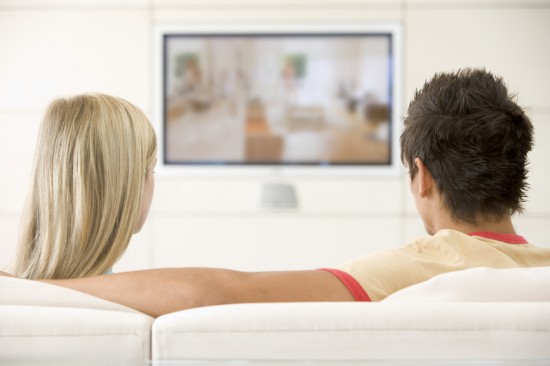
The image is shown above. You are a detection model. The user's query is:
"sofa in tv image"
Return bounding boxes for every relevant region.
[1,266,550,364]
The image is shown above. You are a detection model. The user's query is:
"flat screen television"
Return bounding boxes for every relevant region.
[154,24,402,177]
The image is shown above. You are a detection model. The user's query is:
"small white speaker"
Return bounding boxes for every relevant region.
[259,183,298,209]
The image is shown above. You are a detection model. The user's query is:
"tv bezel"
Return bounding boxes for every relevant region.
[153,23,403,178]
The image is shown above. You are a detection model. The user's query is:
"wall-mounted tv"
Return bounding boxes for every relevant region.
[155,24,402,176]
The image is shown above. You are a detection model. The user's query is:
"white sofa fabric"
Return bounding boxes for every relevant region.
[153,302,550,361]
[1,267,550,363]
[0,276,153,364]
[384,266,550,302]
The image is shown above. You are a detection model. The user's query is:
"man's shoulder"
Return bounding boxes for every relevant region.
[402,229,508,257]
[404,229,470,248]
[407,229,520,247]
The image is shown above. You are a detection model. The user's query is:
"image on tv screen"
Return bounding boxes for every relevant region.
[162,32,394,166]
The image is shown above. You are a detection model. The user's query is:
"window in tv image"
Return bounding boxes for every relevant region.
[163,33,393,166]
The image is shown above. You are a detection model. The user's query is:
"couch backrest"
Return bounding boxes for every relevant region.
[0,275,137,312]
[383,266,550,302]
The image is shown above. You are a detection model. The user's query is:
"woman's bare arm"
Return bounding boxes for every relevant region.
[39,268,354,317]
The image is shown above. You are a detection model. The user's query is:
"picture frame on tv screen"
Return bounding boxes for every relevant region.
[154,23,402,177]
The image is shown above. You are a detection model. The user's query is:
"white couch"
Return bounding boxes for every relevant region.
[2,267,550,364]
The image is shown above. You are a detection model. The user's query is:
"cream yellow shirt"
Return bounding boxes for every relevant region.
[327,229,550,301]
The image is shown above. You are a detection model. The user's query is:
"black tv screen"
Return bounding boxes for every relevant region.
[160,27,399,171]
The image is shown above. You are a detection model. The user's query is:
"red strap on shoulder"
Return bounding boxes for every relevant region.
[319,268,371,302]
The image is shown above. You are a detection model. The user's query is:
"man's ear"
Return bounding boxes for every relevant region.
[414,158,434,198]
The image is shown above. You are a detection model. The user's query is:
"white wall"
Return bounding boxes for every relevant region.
[0,0,549,273]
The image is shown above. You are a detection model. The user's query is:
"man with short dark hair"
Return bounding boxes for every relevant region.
[321,68,546,302]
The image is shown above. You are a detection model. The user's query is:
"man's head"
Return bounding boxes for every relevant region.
[400,69,534,225]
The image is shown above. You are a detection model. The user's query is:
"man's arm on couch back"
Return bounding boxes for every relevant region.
[33,268,354,317]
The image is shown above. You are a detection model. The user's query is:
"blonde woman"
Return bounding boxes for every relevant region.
[14,93,157,280]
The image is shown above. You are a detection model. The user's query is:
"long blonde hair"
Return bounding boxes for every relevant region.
[15,93,157,279]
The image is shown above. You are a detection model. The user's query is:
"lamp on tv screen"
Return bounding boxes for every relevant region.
[157,25,401,176]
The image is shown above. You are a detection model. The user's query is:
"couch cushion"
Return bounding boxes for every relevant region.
[0,276,153,363]
[1,305,153,363]
[152,302,550,361]
[383,266,550,302]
